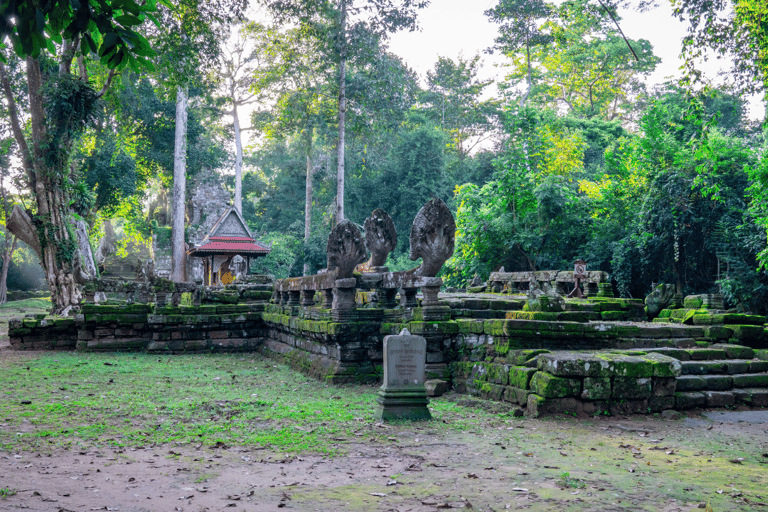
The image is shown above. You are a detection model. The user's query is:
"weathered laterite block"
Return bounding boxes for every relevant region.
[530,372,581,398]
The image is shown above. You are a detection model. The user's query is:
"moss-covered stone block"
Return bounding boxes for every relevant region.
[457,319,485,334]
[600,311,625,321]
[581,377,611,400]
[407,321,458,335]
[485,363,509,385]
[675,391,706,409]
[537,352,613,377]
[508,366,538,389]
[729,325,765,342]
[683,296,704,309]
[557,311,590,322]
[600,354,653,378]
[484,319,505,336]
[704,326,734,340]
[599,301,623,312]
[710,343,755,359]
[640,352,682,377]
[506,311,559,321]
[723,314,766,325]
[612,377,652,400]
[732,374,768,387]
[530,372,581,398]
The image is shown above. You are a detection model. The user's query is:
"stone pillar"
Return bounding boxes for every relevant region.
[155,292,168,307]
[321,288,334,309]
[300,289,316,307]
[332,278,357,322]
[381,288,399,309]
[400,287,419,308]
[287,290,301,306]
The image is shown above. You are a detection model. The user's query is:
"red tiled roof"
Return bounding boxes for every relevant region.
[191,238,270,255]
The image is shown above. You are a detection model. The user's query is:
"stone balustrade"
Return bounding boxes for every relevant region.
[489,270,609,296]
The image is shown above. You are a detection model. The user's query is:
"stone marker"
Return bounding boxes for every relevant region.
[375,329,431,421]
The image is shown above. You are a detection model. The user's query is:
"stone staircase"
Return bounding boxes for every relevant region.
[646,344,768,408]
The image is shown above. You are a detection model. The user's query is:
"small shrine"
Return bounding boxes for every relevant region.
[187,206,270,285]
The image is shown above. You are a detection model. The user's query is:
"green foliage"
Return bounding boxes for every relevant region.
[0,0,158,71]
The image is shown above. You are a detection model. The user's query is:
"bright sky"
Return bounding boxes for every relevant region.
[387,0,766,121]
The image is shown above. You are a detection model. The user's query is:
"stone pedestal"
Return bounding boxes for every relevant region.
[375,330,431,421]
[597,282,614,298]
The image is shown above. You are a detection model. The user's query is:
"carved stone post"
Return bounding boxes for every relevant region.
[321,288,334,308]
[287,290,301,306]
[301,289,316,307]
[332,278,357,322]
[420,278,442,307]
[381,288,399,308]
[400,288,419,308]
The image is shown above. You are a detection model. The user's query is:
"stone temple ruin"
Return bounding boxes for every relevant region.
[8,198,768,417]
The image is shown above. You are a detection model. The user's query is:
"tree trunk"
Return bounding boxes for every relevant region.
[303,127,314,276]
[74,219,97,283]
[0,235,18,305]
[335,0,347,223]
[171,85,189,283]
[233,99,243,214]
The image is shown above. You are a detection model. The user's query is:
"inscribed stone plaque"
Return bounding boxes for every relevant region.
[383,334,426,389]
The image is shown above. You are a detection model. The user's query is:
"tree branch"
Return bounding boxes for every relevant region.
[596,0,640,62]
[95,68,119,99]
[6,205,41,258]
[0,62,34,190]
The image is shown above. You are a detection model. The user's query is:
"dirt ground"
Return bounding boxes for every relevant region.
[2,408,767,512]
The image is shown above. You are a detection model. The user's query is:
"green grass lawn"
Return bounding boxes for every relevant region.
[0,352,515,454]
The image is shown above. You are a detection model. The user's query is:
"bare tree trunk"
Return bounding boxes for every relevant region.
[171,85,189,283]
[0,235,18,305]
[233,100,243,214]
[303,127,314,276]
[74,219,97,283]
[335,0,347,223]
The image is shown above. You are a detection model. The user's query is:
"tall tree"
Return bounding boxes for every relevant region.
[422,54,499,160]
[485,0,554,105]
[0,0,158,313]
[265,0,428,222]
[150,0,247,282]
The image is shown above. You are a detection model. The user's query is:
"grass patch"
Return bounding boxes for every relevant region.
[0,487,17,498]
[556,471,586,489]
[0,352,517,455]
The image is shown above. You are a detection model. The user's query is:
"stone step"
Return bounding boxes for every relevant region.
[646,344,755,361]
[680,359,768,375]
[676,388,768,409]
[676,372,768,391]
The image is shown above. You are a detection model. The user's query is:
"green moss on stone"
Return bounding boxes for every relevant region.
[530,372,581,398]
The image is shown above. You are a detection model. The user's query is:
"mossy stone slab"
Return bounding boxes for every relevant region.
[537,352,613,377]
[508,366,538,389]
[599,354,654,377]
[709,344,755,359]
[530,372,581,398]
[732,373,768,388]
[640,352,682,377]
[581,377,611,400]
[730,325,765,342]
[611,377,652,400]
[675,391,706,409]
